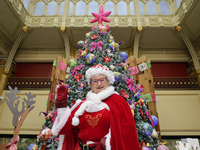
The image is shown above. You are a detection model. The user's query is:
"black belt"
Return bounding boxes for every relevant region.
[79,138,95,150]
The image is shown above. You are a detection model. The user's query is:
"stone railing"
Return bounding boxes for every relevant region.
[7,0,195,28]
[5,77,51,89]
[4,77,200,90]
[153,77,200,89]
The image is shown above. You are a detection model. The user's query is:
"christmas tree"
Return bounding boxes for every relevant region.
[33,5,167,150]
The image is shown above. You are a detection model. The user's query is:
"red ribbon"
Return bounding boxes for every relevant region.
[71,64,83,79]
[5,136,20,150]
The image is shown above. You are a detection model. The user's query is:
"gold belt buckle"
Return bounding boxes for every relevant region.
[83,144,89,150]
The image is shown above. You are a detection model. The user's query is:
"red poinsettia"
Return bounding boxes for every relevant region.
[91,34,98,40]
[119,89,129,99]
[74,73,83,82]
[103,56,111,63]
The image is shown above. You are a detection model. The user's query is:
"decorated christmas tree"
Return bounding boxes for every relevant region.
[33,5,169,150]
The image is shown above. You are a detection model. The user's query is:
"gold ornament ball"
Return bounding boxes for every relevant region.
[110,65,115,70]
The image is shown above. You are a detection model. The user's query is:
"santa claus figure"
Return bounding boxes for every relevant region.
[51,64,140,150]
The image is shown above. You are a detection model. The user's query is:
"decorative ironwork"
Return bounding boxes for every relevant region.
[5,78,51,90]
[153,77,200,89]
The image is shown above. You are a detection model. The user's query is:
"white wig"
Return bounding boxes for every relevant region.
[86,64,115,86]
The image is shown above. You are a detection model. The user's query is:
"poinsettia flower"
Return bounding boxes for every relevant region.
[103,57,111,63]
[91,34,98,40]
[120,89,129,99]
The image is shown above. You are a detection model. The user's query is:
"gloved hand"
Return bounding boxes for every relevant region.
[54,85,68,108]
[89,137,106,150]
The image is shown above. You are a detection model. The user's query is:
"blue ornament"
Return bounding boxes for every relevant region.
[157,145,169,150]
[85,54,96,64]
[151,115,159,126]
[139,123,153,136]
[113,72,121,83]
[27,143,38,150]
[77,40,84,49]
[120,52,128,63]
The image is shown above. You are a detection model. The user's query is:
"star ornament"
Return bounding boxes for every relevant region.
[90,5,111,25]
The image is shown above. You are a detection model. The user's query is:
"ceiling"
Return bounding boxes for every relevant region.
[0,0,200,62]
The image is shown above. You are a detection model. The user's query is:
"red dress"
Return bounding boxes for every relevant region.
[56,94,140,150]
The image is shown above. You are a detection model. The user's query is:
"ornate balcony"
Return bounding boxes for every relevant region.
[4,77,200,90]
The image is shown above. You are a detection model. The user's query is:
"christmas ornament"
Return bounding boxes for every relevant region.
[142,146,151,150]
[99,25,107,35]
[151,129,158,138]
[151,115,159,126]
[125,76,136,93]
[78,48,88,58]
[128,100,135,116]
[117,62,129,70]
[109,43,115,51]
[157,145,169,150]
[71,64,83,77]
[113,72,121,83]
[77,41,84,49]
[106,49,114,57]
[91,34,98,40]
[67,59,76,69]
[109,65,115,70]
[103,56,111,63]
[120,52,128,63]
[74,73,83,82]
[39,111,53,120]
[90,41,104,52]
[139,108,145,120]
[85,54,96,64]
[90,5,111,24]
[145,110,154,127]
[136,84,144,93]
[139,123,153,136]
[27,143,38,150]
[86,32,90,38]
[40,128,52,142]
[119,89,129,99]
[77,82,87,92]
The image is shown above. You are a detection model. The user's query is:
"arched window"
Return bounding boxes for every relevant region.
[88,0,98,15]
[175,0,182,8]
[68,1,73,15]
[23,0,31,10]
[46,1,57,15]
[147,0,157,15]
[34,1,45,15]
[159,0,170,15]
[76,1,86,15]
[130,1,135,15]
[59,1,65,15]
[139,1,144,15]
[105,1,114,15]
[118,0,127,15]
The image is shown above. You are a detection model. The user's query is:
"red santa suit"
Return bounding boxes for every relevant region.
[51,86,140,150]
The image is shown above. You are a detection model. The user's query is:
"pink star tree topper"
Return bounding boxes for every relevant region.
[90,5,111,25]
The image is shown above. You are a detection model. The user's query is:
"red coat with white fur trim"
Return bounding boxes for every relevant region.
[53,93,140,150]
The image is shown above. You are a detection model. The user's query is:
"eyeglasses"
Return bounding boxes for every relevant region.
[91,77,107,85]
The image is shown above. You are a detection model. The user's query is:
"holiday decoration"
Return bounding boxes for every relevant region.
[106,49,114,57]
[109,43,115,51]
[53,59,58,67]
[128,66,139,75]
[109,65,115,70]
[90,41,104,52]
[74,73,83,82]
[128,100,135,116]
[40,128,52,142]
[120,89,129,99]
[142,146,152,150]
[78,49,88,58]
[71,64,83,77]
[58,61,67,71]
[120,52,128,63]
[85,54,96,64]
[27,143,38,150]
[136,84,144,93]
[86,32,90,38]
[157,145,169,150]
[91,34,98,40]
[151,115,159,126]
[99,25,107,35]
[113,72,121,83]
[138,62,148,72]
[151,129,158,138]
[67,59,77,69]
[77,40,84,49]
[103,56,111,63]
[139,123,153,136]
[90,5,111,24]
[147,60,151,68]
[118,62,129,70]
[125,76,136,93]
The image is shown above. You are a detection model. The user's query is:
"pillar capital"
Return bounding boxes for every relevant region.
[3,68,9,75]
[137,26,143,32]
[175,26,182,32]
[60,26,66,33]
[22,26,29,32]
